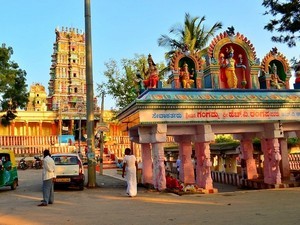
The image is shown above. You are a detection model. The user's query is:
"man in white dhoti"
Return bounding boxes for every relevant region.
[122,148,138,197]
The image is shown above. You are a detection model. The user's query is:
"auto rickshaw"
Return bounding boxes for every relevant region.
[0,149,18,190]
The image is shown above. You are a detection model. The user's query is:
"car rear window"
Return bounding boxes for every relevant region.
[52,156,78,165]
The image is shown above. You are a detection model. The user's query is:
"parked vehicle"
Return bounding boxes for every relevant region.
[52,153,85,190]
[0,149,18,190]
[18,157,29,170]
[33,156,42,169]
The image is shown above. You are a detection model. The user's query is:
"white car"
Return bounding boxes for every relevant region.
[52,153,85,190]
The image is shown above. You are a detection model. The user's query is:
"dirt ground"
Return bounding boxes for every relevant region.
[0,169,300,225]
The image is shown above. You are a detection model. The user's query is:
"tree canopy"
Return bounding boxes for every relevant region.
[262,0,300,47]
[0,44,28,126]
[97,54,165,111]
[158,13,222,59]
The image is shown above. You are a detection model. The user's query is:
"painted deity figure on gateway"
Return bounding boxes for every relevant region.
[143,54,159,89]
[219,46,238,89]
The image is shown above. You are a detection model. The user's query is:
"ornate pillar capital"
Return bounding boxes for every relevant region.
[138,124,167,143]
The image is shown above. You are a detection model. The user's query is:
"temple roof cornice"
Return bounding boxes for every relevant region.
[117,89,300,121]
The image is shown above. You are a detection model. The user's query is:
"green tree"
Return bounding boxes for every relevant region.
[158,13,222,59]
[0,44,28,126]
[262,0,300,47]
[97,54,165,111]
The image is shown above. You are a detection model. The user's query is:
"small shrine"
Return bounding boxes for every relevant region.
[168,50,204,89]
[259,47,291,89]
[118,28,300,193]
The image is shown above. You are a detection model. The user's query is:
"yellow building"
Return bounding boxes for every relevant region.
[0,27,101,155]
[26,83,48,111]
[0,27,140,158]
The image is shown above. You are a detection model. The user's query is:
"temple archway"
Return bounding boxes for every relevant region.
[205,31,260,89]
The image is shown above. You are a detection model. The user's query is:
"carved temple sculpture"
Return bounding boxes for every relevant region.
[259,47,291,89]
[143,54,160,89]
[166,30,295,91]
[168,50,203,89]
[122,29,300,193]
[205,31,261,89]
[294,60,300,89]
[179,62,194,88]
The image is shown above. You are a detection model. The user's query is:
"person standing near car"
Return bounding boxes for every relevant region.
[122,148,138,197]
[38,149,55,206]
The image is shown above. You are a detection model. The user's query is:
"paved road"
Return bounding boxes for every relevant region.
[1,169,300,225]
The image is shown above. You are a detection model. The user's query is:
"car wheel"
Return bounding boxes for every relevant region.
[11,179,18,190]
[79,183,84,190]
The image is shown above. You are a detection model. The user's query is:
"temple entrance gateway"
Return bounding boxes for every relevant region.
[118,28,300,193]
[119,89,300,192]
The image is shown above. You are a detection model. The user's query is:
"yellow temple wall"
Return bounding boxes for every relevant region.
[0,109,135,158]
[0,111,56,136]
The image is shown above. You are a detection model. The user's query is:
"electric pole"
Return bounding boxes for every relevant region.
[84,0,96,187]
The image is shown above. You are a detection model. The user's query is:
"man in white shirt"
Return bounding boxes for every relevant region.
[38,149,55,206]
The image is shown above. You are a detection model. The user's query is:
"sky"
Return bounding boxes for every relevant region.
[1,0,299,109]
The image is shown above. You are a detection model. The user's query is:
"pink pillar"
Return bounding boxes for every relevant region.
[192,125,215,190]
[240,137,258,179]
[176,136,194,184]
[152,143,166,190]
[194,142,213,189]
[262,138,282,184]
[279,138,290,179]
[137,124,167,190]
[141,143,153,185]
[273,138,282,184]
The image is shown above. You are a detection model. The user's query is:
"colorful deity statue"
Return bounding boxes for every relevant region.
[236,54,247,88]
[218,53,226,86]
[143,54,159,89]
[135,70,145,94]
[179,63,194,88]
[294,60,300,84]
[219,46,238,89]
[270,64,285,89]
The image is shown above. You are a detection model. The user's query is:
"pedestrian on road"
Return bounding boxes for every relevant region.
[122,148,138,197]
[176,156,181,179]
[38,149,55,206]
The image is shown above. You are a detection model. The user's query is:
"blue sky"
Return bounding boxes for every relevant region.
[1,0,299,109]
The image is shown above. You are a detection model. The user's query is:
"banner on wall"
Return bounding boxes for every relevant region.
[140,108,300,123]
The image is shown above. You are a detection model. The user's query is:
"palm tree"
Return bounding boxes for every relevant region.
[158,13,222,59]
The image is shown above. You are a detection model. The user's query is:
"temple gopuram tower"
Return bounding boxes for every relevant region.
[26,83,48,111]
[47,27,99,137]
[47,27,86,112]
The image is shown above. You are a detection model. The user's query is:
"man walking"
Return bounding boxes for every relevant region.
[38,149,55,206]
[122,148,138,197]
